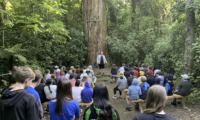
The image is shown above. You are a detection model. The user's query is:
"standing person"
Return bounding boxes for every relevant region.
[56,69,61,78]
[112,72,127,99]
[139,63,148,73]
[171,74,192,106]
[76,65,80,74]
[154,65,161,76]
[146,72,155,87]
[44,79,57,100]
[48,79,80,120]
[133,86,177,120]
[127,71,135,87]
[0,67,40,120]
[133,67,139,78]
[110,64,118,83]
[72,80,83,103]
[54,65,59,74]
[81,81,93,103]
[97,51,107,75]
[147,66,153,75]
[128,64,133,72]
[45,69,51,81]
[35,78,48,103]
[56,72,65,82]
[119,63,125,72]
[83,83,120,120]
[126,79,141,111]
[139,76,150,100]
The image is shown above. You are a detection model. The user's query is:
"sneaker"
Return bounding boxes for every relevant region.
[112,96,116,99]
[171,102,177,106]
[126,107,132,111]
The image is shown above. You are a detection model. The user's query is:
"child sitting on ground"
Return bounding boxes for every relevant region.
[110,64,118,83]
[165,75,174,96]
[126,78,142,111]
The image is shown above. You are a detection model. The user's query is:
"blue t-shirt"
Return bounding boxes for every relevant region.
[26,86,39,104]
[49,100,80,120]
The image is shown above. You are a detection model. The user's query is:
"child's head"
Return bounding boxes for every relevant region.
[61,72,65,76]
[141,76,147,82]
[80,69,83,74]
[32,70,43,85]
[166,75,173,82]
[148,66,152,70]
[112,64,116,68]
[144,85,167,113]
[46,69,50,74]
[133,66,137,70]
[141,63,145,67]
[155,65,160,69]
[51,74,56,79]
[125,67,129,72]
[128,64,132,67]
[82,76,87,82]
[76,65,80,69]
[70,66,74,70]
[122,63,125,67]
[75,80,81,87]
[69,74,74,79]
[83,66,87,69]
[56,69,61,74]
[156,71,162,76]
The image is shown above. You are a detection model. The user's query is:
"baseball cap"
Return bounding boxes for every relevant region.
[181,74,188,79]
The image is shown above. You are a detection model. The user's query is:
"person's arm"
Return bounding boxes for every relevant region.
[116,79,120,87]
[97,55,99,64]
[26,96,40,120]
[104,55,107,63]
[165,83,169,92]
[139,87,142,95]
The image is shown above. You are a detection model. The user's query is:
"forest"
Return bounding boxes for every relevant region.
[0,0,200,102]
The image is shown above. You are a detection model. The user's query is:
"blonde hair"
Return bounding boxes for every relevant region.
[144,85,167,113]
[15,67,35,84]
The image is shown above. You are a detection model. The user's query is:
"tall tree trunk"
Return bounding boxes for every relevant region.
[83,0,109,66]
[183,0,195,74]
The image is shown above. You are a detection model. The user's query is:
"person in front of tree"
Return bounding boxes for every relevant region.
[154,65,161,76]
[44,79,57,100]
[147,66,153,75]
[165,75,174,96]
[97,51,107,75]
[48,79,80,120]
[133,67,139,78]
[171,74,192,106]
[139,63,148,74]
[83,83,120,120]
[35,78,48,103]
[164,69,174,83]
[124,67,130,79]
[72,80,83,103]
[119,63,125,72]
[0,67,40,120]
[155,71,165,86]
[133,85,176,120]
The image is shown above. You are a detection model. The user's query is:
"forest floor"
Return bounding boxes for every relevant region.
[42,68,200,120]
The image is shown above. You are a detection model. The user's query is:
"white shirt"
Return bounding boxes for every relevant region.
[119,67,125,72]
[65,73,70,79]
[44,85,57,100]
[45,74,51,80]
[72,87,83,103]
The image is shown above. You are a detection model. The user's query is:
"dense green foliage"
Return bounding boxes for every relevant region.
[0,0,86,74]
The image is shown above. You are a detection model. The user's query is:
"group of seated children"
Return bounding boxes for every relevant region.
[111,63,193,111]
[35,65,97,104]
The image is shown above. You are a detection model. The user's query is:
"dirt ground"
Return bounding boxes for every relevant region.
[42,68,200,120]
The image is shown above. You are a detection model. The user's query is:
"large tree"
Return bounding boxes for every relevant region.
[183,0,195,74]
[83,0,109,66]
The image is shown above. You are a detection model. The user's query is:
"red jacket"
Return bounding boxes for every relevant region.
[147,70,153,75]
[134,70,138,78]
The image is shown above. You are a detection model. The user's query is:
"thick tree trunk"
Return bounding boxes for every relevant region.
[83,0,109,66]
[183,0,195,74]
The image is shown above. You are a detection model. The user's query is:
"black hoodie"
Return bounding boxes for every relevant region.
[0,88,40,120]
[133,113,177,120]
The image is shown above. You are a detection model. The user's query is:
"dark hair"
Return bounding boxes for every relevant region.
[80,69,83,73]
[166,75,173,81]
[112,64,116,68]
[156,71,162,75]
[148,66,152,70]
[46,79,52,93]
[82,76,87,82]
[134,64,138,67]
[40,78,45,84]
[93,83,119,119]
[46,69,50,74]
[69,74,74,79]
[32,70,43,83]
[51,74,56,79]
[133,66,137,70]
[83,66,87,69]
[141,63,145,67]
[122,63,125,66]
[128,64,132,67]
[64,70,68,74]
[155,65,160,69]
[55,79,73,115]
[165,69,170,73]
[75,80,80,86]
[76,65,80,69]
[125,67,129,71]
[145,72,151,76]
